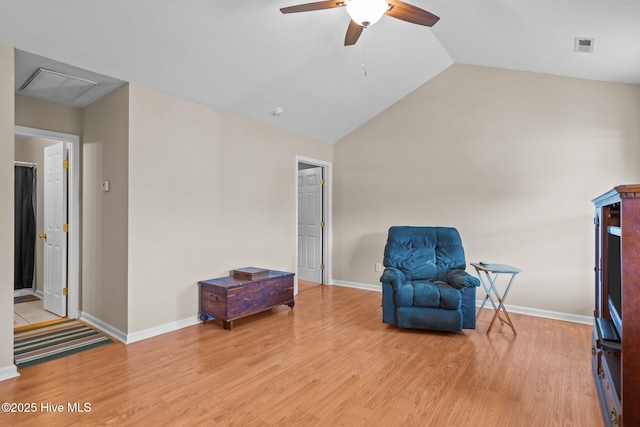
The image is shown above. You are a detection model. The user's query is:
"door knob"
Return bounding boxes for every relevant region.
[39,233,47,239]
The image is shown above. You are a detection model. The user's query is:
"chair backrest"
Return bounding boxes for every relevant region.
[383,226,467,280]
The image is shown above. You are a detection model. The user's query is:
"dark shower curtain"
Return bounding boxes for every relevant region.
[14,166,36,290]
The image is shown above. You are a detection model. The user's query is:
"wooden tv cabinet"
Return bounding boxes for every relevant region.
[592,185,640,427]
[198,268,294,330]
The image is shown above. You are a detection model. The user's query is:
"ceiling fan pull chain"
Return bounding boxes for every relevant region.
[362,31,368,76]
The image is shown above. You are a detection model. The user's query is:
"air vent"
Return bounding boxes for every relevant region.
[19,68,97,103]
[574,38,595,53]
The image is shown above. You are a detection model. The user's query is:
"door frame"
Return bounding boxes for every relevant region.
[15,125,80,319]
[295,156,332,292]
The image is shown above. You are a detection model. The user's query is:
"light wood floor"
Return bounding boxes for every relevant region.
[1,282,603,426]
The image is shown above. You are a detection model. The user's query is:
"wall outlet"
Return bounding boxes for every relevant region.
[375,263,382,272]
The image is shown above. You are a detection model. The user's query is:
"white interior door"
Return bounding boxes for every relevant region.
[42,143,67,316]
[298,167,323,283]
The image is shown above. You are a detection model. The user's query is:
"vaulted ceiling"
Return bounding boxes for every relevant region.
[1,0,639,143]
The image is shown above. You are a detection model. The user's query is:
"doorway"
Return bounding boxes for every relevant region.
[14,126,80,321]
[296,156,332,292]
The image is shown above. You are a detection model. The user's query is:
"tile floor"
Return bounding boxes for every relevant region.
[14,298,62,328]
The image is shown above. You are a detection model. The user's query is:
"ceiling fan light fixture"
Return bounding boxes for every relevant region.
[346,0,388,27]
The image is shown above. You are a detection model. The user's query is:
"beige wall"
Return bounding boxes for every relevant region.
[9,73,333,339]
[127,83,332,333]
[81,85,130,333]
[8,50,634,347]
[14,136,60,293]
[333,64,640,316]
[0,43,16,376]
[15,94,82,136]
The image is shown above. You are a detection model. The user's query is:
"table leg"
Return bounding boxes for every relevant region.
[474,267,499,319]
[486,272,508,326]
[486,272,518,335]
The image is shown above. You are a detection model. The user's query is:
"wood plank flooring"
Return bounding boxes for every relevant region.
[0,283,602,426]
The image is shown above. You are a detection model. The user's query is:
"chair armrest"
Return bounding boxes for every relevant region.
[445,269,480,289]
[380,267,408,288]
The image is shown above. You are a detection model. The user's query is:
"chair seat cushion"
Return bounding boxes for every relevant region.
[436,283,462,310]
[413,281,440,307]
[397,280,461,310]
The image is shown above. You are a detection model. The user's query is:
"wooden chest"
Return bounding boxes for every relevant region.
[198,268,294,330]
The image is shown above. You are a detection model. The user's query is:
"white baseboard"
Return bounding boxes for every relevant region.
[480,302,593,325]
[332,280,593,325]
[79,312,127,344]
[77,312,207,344]
[125,316,202,344]
[0,364,20,381]
[332,280,382,292]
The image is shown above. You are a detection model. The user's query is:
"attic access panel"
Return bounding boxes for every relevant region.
[19,67,97,104]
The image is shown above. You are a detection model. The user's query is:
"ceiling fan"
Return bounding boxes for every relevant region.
[280,0,440,46]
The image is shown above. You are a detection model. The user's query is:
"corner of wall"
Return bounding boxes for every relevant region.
[0,42,16,379]
[81,83,130,333]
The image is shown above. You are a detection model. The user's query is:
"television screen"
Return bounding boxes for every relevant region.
[607,231,622,336]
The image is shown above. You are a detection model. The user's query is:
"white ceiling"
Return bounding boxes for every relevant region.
[1,0,639,143]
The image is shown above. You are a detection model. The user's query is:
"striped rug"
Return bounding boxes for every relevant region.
[14,319,114,368]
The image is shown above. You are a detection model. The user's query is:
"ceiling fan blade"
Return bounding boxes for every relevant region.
[280,1,345,14]
[385,0,440,27]
[344,20,364,46]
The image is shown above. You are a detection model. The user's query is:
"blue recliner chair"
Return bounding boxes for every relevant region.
[381,226,479,333]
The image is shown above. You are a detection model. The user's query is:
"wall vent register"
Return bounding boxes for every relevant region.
[574,37,595,53]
